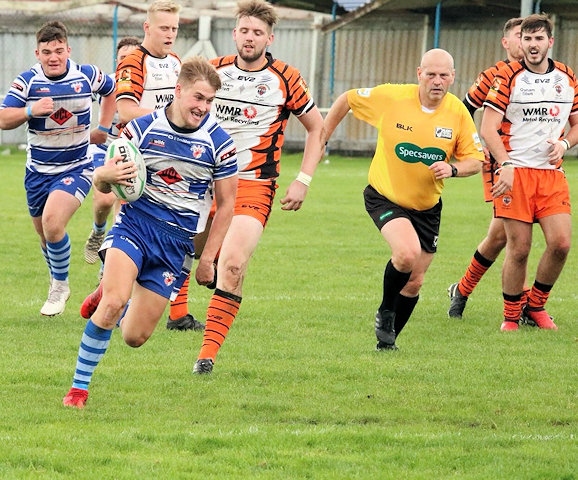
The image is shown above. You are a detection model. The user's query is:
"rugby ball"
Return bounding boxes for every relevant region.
[106,138,146,202]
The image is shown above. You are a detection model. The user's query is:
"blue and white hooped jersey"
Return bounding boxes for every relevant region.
[121,108,238,236]
[1,59,115,174]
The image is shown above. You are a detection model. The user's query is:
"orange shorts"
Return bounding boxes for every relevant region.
[493,168,570,223]
[210,178,277,227]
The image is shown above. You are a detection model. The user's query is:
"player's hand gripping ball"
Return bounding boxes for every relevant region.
[106,138,146,202]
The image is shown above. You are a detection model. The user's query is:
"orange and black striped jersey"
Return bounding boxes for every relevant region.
[210,52,315,181]
[465,59,511,114]
[484,59,578,169]
[115,46,181,111]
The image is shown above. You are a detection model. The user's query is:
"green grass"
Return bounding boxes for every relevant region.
[0,149,576,479]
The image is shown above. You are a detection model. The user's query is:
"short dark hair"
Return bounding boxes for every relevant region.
[36,21,68,45]
[503,17,523,37]
[117,36,141,53]
[521,13,553,38]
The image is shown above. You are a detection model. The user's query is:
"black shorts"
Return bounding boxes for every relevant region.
[363,185,442,253]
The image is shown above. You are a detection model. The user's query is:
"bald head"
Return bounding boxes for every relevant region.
[419,48,454,70]
[417,48,455,109]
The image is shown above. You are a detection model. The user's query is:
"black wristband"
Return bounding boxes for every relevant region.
[450,164,458,177]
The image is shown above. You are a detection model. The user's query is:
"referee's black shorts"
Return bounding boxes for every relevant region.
[363,184,441,253]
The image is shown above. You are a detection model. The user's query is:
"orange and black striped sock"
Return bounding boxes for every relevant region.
[503,292,523,323]
[521,287,531,307]
[459,250,494,297]
[526,281,552,311]
[197,289,242,362]
[169,275,190,321]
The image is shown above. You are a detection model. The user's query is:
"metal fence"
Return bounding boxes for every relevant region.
[1,5,578,155]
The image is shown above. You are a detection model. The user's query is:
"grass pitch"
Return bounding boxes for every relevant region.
[0,149,576,479]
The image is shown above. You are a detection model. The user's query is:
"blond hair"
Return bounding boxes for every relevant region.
[147,0,181,17]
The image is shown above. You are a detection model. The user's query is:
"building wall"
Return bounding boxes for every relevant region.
[1,8,578,154]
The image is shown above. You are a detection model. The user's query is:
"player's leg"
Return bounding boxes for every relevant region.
[193,180,275,373]
[120,282,170,347]
[385,201,438,345]
[394,250,435,338]
[166,209,215,330]
[447,217,507,319]
[500,218,532,331]
[523,212,570,330]
[63,246,138,408]
[39,189,83,316]
[84,146,112,264]
[85,187,116,264]
[193,216,217,288]
[193,214,261,373]
[374,217,420,350]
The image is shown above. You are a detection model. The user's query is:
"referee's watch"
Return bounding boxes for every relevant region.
[450,164,458,177]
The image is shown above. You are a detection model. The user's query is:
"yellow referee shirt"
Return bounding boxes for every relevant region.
[347,84,483,210]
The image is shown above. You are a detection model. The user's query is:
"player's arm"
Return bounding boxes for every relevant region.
[429,156,482,179]
[546,114,578,165]
[0,97,55,130]
[117,98,153,125]
[481,107,509,165]
[0,104,31,130]
[562,115,578,151]
[463,97,478,118]
[322,92,351,146]
[92,157,137,194]
[481,106,513,196]
[90,93,116,144]
[280,106,325,211]
[195,174,238,286]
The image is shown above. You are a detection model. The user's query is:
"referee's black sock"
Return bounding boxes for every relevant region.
[379,259,411,313]
[393,294,419,338]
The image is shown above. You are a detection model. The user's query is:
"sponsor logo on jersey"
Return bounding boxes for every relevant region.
[155,93,174,104]
[71,81,83,93]
[490,77,501,91]
[472,133,483,151]
[214,103,259,125]
[61,176,74,186]
[521,105,562,124]
[395,143,446,166]
[157,167,184,185]
[356,88,372,97]
[244,106,257,119]
[435,127,453,140]
[191,144,206,159]
[51,107,73,125]
[216,104,242,116]
[150,139,165,148]
[221,147,237,161]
